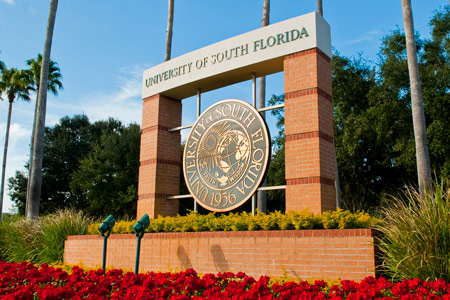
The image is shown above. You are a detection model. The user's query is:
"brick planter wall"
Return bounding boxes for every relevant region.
[64,229,376,280]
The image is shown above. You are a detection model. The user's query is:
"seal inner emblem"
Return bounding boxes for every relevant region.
[183,99,270,212]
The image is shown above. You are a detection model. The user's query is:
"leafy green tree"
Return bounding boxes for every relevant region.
[8,115,128,216]
[38,115,98,213]
[376,6,450,182]
[9,115,93,214]
[333,53,414,211]
[70,123,140,218]
[0,68,31,219]
[7,170,27,214]
[421,6,450,178]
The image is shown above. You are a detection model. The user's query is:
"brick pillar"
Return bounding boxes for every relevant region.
[284,48,336,213]
[138,94,182,218]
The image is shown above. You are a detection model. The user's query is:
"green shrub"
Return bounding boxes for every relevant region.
[0,209,92,264]
[376,179,450,281]
[88,209,378,234]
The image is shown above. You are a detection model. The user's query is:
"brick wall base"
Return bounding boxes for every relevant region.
[64,229,376,281]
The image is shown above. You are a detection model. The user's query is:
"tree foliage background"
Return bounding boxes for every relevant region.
[7,7,450,216]
[8,115,140,218]
[266,7,450,212]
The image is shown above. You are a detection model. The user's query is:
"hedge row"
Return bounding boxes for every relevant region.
[87,209,379,235]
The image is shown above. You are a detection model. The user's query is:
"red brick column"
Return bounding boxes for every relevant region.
[284,48,336,213]
[138,94,182,218]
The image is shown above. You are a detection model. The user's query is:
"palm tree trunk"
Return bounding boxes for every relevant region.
[0,100,13,219]
[25,89,39,214]
[317,0,323,16]
[164,0,174,61]
[334,142,342,208]
[257,0,270,213]
[27,0,58,219]
[400,0,432,195]
[316,0,341,207]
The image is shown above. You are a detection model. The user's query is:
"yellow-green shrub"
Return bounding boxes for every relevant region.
[321,208,378,229]
[87,209,379,235]
[87,220,134,235]
[286,210,322,230]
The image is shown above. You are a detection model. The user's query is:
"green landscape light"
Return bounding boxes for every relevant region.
[133,214,149,236]
[133,213,149,274]
[98,215,116,269]
[98,215,116,236]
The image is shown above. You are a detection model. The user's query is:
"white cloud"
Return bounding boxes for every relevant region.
[48,63,149,126]
[0,122,31,213]
[0,122,32,152]
[1,0,15,4]
[345,30,381,45]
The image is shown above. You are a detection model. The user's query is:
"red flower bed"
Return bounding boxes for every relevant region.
[1,261,450,300]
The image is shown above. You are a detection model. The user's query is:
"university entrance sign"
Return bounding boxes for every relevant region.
[138,12,335,218]
[183,100,270,212]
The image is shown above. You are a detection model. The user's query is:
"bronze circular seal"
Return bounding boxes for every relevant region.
[183,99,270,212]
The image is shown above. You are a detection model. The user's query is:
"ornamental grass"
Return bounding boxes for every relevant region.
[376,179,450,281]
[0,209,92,264]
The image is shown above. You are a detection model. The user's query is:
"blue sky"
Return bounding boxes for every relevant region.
[0,0,448,213]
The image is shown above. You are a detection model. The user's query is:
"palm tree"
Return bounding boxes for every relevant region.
[315,0,342,208]
[400,0,432,195]
[26,55,62,98]
[27,0,59,219]
[317,0,323,16]
[257,0,270,213]
[165,0,175,61]
[25,54,62,212]
[0,68,31,219]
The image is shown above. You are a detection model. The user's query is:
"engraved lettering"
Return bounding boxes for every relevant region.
[205,113,214,124]
[214,106,222,119]
[243,113,256,128]
[186,160,196,169]
[251,128,264,146]
[222,103,232,116]
[187,170,196,182]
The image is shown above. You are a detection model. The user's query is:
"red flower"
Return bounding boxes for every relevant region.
[1,261,450,299]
